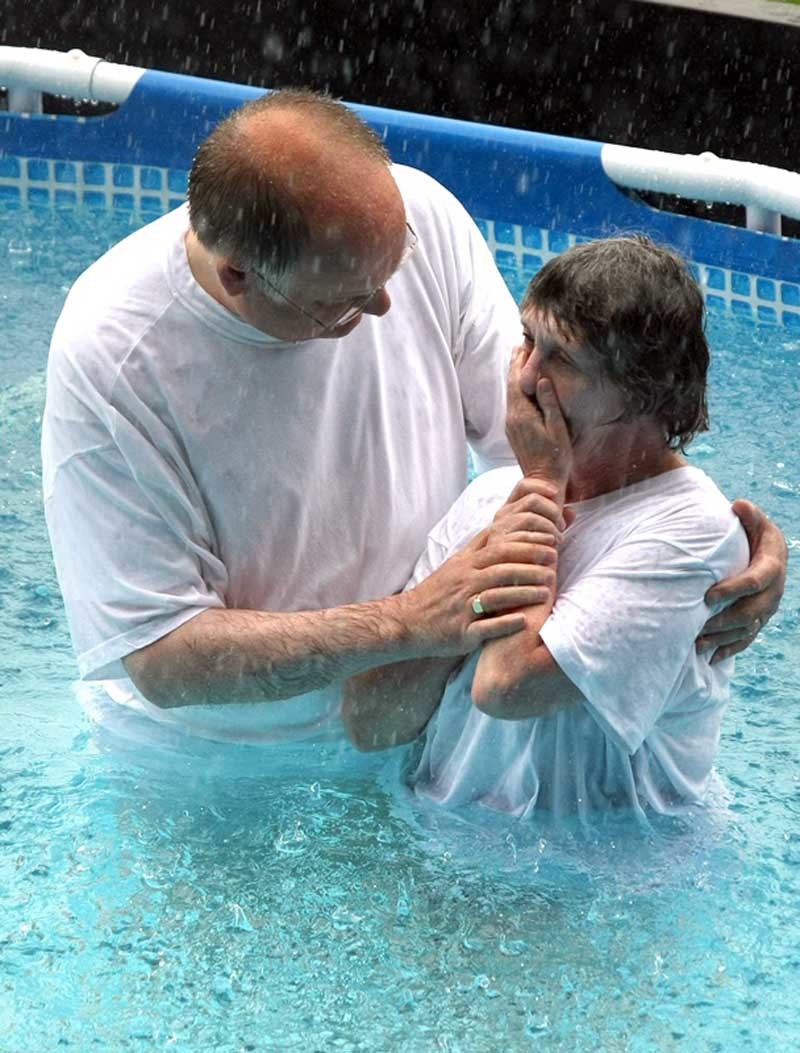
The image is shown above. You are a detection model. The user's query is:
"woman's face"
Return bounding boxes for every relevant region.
[517,308,627,451]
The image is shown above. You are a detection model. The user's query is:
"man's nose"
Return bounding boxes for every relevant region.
[362,287,392,318]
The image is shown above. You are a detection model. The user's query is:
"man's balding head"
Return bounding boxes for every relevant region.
[188,89,405,287]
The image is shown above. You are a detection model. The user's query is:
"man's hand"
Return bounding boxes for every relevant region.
[697,499,788,663]
[505,345,572,498]
[397,529,556,658]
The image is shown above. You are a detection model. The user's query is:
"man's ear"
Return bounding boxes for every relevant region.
[217,262,250,297]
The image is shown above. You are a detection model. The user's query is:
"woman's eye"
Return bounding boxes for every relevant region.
[549,350,572,368]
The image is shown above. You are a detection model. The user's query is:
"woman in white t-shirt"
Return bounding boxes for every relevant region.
[342,236,749,820]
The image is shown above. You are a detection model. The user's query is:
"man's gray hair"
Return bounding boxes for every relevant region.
[187,89,390,286]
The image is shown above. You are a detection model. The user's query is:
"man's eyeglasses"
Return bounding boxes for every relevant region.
[255,222,418,333]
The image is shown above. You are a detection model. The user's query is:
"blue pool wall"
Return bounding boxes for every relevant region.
[1,67,799,328]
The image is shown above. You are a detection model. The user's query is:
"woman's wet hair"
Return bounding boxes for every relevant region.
[522,235,710,451]
[188,88,390,286]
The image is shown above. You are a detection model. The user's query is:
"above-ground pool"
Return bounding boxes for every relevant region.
[1,54,799,1051]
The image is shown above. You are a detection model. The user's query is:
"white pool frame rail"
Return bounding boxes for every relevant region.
[2,45,800,235]
[601,144,800,234]
[0,46,143,112]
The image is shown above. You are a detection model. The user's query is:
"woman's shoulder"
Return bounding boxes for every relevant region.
[606,466,748,574]
[429,467,524,554]
[458,467,525,518]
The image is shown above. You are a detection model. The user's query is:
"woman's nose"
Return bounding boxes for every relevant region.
[519,346,541,397]
[363,287,391,317]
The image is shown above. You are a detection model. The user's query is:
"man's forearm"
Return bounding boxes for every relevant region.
[124,600,417,708]
[122,533,554,708]
[342,655,460,751]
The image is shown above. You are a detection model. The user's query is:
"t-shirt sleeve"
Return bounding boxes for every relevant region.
[538,535,722,755]
[42,355,228,681]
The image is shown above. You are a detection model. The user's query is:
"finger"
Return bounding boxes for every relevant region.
[508,344,527,385]
[507,477,560,503]
[480,562,557,589]
[464,527,491,553]
[501,510,564,536]
[489,518,559,545]
[696,624,761,654]
[537,378,571,445]
[700,609,752,637]
[505,522,559,543]
[730,499,766,551]
[503,492,564,527]
[710,638,754,664]
[476,544,560,570]
[507,478,562,504]
[467,611,528,645]
[511,342,527,367]
[475,585,553,613]
[496,504,559,534]
[704,570,762,607]
[510,513,562,539]
[488,530,559,549]
[700,595,771,635]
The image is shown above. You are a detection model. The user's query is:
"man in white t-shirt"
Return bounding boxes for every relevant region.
[42,89,555,742]
[42,91,785,745]
[342,238,752,818]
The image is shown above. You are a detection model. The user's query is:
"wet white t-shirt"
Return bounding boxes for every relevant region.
[42,165,520,743]
[407,465,749,818]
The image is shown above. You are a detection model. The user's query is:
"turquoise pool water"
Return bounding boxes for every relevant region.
[1,204,799,1051]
